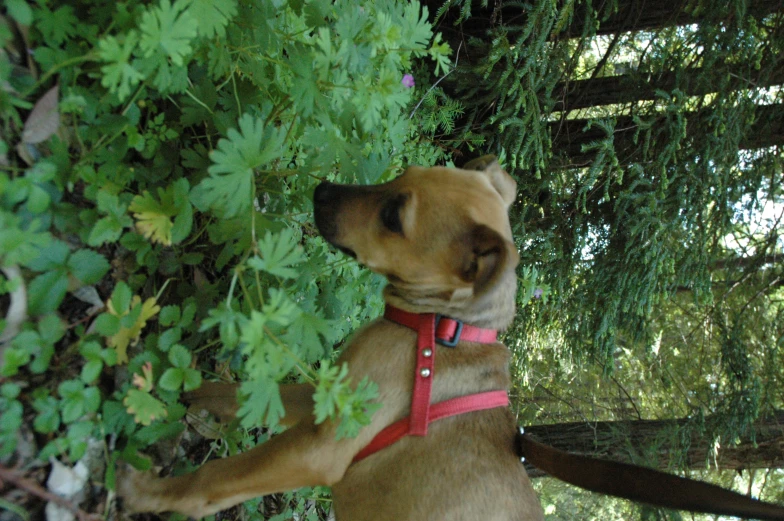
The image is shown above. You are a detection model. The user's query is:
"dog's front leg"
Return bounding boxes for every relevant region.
[186,382,314,427]
[119,418,354,517]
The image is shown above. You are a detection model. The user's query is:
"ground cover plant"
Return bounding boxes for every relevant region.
[0,0,454,518]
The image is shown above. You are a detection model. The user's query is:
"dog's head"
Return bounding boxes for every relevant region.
[314,156,519,320]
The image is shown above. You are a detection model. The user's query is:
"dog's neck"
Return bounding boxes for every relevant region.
[382,269,517,331]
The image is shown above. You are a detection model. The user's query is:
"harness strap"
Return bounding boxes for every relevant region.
[353,306,505,463]
[384,306,499,346]
[353,391,509,463]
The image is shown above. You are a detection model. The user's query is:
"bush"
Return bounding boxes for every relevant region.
[0,0,453,517]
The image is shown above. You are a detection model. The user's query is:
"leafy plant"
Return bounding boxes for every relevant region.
[0,0,454,517]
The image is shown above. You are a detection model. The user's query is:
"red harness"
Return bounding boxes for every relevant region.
[352,306,509,463]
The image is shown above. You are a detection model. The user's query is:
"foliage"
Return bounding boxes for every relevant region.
[0,0,457,517]
[2,0,782,519]
[431,0,783,518]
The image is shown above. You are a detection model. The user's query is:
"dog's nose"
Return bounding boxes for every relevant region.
[314,182,336,205]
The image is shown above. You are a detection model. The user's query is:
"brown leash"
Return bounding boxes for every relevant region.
[515,428,784,521]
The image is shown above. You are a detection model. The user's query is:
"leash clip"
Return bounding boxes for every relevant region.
[435,314,463,347]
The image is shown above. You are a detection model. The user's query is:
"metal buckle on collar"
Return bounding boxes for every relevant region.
[435,314,463,347]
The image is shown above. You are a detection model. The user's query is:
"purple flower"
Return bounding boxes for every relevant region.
[401,74,415,88]
[533,288,544,299]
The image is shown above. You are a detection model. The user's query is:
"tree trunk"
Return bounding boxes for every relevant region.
[564,0,783,38]
[550,103,784,167]
[522,410,784,478]
[427,0,784,45]
[552,57,784,113]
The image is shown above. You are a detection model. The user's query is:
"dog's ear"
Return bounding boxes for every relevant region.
[458,224,520,295]
[463,155,517,208]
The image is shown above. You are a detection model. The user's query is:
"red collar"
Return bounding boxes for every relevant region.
[352,306,507,463]
[383,305,499,346]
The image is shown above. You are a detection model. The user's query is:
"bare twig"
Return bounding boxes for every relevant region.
[0,463,100,521]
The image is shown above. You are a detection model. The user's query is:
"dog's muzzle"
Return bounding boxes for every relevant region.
[313,182,357,258]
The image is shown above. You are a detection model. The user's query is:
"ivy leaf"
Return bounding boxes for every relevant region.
[194,114,287,218]
[123,389,168,426]
[139,0,198,67]
[98,32,144,100]
[248,229,305,279]
[189,0,238,38]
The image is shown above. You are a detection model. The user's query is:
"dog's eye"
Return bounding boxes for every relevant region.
[380,195,406,234]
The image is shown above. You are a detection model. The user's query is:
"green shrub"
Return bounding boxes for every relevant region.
[0,0,455,516]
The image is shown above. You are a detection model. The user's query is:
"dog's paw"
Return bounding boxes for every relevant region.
[115,464,167,515]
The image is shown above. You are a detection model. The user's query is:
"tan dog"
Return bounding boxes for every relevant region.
[119,156,544,521]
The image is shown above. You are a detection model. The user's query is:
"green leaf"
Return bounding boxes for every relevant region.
[159,305,180,326]
[200,303,245,349]
[182,369,201,392]
[27,185,51,213]
[94,313,120,336]
[139,0,198,66]
[282,312,333,363]
[158,368,184,391]
[129,179,192,246]
[27,270,68,316]
[195,114,287,218]
[313,363,381,439]
[68,249,110,285]
[168,344,191,368]
[88,217,124,246]
[88,192,133,246]
[189,0,238,38]
[81,359,103,383]
[123,389,168,426]
[6,0,33,25]
[157,327,181,351]
[66,421,93,460]
[98,32,144,100]
[249,229,305,279]
[33,395,61,433]
[110,281,133,314]
[133,421,185,445]
[237,377,284,428]
[37,5,78,46]
[129,190,174,245]
[59,380,100,423]
[1,347,30,377]
[26,240,69,272]
[1,383,21,400]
